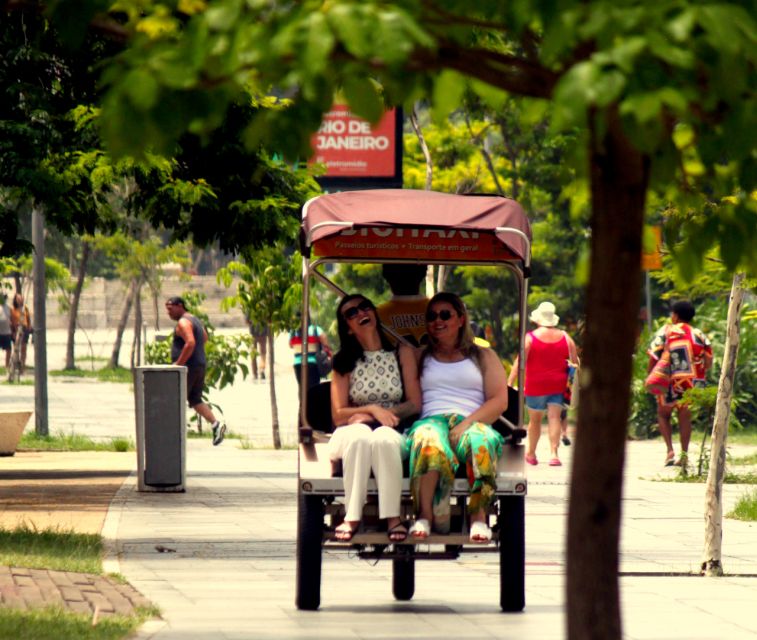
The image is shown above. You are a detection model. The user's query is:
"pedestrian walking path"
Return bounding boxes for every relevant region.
[103,438,757,640]
[3,332,757,638]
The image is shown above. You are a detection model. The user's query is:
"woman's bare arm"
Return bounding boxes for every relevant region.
[391,345,421,419]
[330,369,399,427]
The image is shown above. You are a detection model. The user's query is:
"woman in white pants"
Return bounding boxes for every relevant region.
[329,294,421,542]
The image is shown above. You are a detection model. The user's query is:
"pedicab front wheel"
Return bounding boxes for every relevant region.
[392,548,415,601]
[498,495,525,612]
[295,494,324,610]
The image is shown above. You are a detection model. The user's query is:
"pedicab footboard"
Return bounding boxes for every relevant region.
[299,440,527,547]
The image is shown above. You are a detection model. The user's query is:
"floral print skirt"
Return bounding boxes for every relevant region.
[404,414,504,533]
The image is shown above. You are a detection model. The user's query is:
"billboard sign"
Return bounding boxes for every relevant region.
[313,226,520,263]
[310,105,403,189]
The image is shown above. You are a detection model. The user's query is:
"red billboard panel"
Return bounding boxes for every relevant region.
[310,105,399,179]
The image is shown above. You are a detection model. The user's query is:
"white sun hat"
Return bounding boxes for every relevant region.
[529,301,560,327]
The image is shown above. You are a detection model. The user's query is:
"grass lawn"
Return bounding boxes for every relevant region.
[660,471,757,484]
[18,431,134,452]
[0,607,152,640]
[731,451,757,466]
[0,525,158,639]
[49,367,133,384]
[0,526,103,574]
[728,489,757,521]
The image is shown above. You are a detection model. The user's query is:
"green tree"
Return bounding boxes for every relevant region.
[92,229,189,368]
[218,245,304,449]
[32,2,757,636]
[403,108,588,348]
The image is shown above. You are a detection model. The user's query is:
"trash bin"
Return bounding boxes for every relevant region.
[134,365,187,492]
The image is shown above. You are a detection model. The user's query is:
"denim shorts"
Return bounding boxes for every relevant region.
[525,393,564,411]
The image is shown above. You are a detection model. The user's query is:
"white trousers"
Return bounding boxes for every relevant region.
[327,423,406,521]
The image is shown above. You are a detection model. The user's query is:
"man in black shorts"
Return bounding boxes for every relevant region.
[165,296,226,445]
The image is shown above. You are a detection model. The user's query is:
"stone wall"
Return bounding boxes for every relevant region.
[4,276,248,330]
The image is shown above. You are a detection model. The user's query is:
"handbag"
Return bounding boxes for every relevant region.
[315,347,332,378]
[645,346,671,395]
[563,362,578,407]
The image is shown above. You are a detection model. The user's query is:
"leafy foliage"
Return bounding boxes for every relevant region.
[1,7,321,257]
[46,0,756,275]
[217,245,302,334]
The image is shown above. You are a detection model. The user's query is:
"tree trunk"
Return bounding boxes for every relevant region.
[490,305,503,351]
[130,282,143,369]
[702,271,746,576]
[425,266,435,297]
[466,114,505,196]
[109,279,136,368]
[567,109,649,640]
[436,265,448,292]
[410,104,433,190]
[64,240,91,370]
[268,331,281,449]
[153,290,160,331]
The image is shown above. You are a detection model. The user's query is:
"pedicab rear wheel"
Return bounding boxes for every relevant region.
[392,547,415,601]
[296,494,324,610]
[498,495,525,612]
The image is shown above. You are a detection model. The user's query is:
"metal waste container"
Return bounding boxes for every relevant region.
[134,365,187,492]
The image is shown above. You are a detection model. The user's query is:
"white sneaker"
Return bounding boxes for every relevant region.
[212,422,226,446]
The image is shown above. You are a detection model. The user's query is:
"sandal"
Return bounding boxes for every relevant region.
[664,451,675,467]
[549,457,562,467]
[334,522,358,542]
[409,518,430,540]
[469,520,492,543]
[387,522,408,543]
[525,454,538,466]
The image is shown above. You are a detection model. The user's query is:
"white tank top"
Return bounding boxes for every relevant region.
[421,356,485,418]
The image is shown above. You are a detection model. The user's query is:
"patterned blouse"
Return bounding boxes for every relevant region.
[349,349,403,408]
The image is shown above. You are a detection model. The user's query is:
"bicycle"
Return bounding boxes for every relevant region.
[7,325,22,383]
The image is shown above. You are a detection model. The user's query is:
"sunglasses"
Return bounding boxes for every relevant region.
[342,300,373,320]
[426,309,455,322]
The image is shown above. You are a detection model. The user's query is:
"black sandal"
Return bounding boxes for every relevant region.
[387,522,408,542]
[335,522,358,542]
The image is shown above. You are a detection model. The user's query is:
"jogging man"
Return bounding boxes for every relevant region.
[165,296,226,445]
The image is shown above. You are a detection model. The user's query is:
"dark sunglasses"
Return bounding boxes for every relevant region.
[342,300,373,320]
[426,309,455,322]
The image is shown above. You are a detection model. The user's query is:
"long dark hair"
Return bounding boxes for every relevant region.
[333,294,394,375]
[420,292,481,372]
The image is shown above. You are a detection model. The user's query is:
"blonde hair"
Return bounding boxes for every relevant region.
[420,292,482,372]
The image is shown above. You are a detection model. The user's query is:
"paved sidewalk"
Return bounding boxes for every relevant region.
[3,330,757,637]
[105,438,757,640]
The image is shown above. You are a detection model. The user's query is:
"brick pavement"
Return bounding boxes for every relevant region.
[0,566,152,617]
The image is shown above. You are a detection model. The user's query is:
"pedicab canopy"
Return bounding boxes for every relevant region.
[301,189,531,265]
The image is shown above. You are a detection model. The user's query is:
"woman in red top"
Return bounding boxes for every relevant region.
[508,302,578,467]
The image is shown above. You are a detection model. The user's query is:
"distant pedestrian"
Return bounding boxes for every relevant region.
[10,293,32,374]
[165,296,226,445]
[647,300,712,468]
[508,301,578,467]
[248,320,268,380]
[0,295,12,370]
[289,316,331,389]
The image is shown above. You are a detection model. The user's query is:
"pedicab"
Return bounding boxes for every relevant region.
[295,189,531,611]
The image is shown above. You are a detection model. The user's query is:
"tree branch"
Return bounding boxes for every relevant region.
[410,44,559,99]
